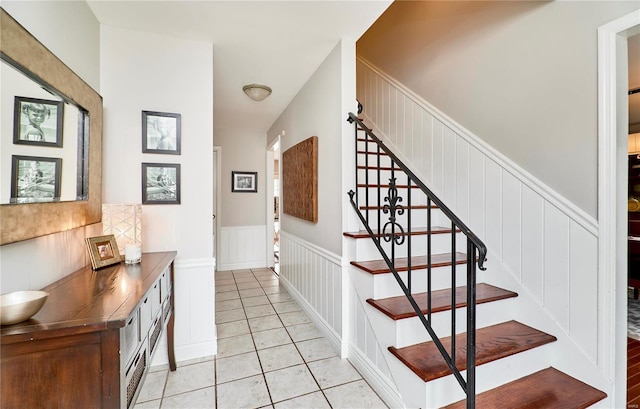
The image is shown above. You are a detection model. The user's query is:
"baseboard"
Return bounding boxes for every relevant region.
[279,275,345,355]
[347,340,406,409]
[218,261,267,271]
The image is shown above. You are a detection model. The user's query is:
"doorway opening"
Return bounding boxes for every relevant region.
[598,10,640,407]
[627,31,640,406]
[269,138,281,275]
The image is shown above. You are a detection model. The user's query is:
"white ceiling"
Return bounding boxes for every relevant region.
[86,1,392,133]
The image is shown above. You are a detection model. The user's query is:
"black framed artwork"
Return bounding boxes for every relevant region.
[142,111,181,155]
[232,171,258,193]
[142,162,181,204]
[10,155,62,203]
[13,96,64,147]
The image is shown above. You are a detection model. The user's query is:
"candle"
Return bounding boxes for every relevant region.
[124,244,141,264]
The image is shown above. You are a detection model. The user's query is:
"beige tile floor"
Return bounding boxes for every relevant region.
[134,267,389,409]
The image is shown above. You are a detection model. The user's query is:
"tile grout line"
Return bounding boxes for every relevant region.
[213,268,387,409]
[251,267,338,409]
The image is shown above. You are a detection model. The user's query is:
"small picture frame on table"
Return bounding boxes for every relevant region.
[13,96,64,147]
[142,111,181,155]
[232,171,258,193]
[142,162,181,204]
[10,155,61,203]
[85,234,121,270]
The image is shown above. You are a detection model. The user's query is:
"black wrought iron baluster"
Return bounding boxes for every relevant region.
[466,238,477,409]
[377,143,381,245]
[451,220,457,370]
[407,175,412,294]
[427,197,432,321]
[382,164,405,273]
[365,132,370,225]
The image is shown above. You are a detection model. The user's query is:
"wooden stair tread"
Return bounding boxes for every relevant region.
[442,367,606,409]
[388,320,557,382]
[344,226,455,239]
[367,283,517,320]
[351,252,467,274]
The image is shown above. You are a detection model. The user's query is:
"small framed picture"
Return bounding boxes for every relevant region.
[13,96,64,147]
[142,111,181,154]
[232,171,258,193]
[85,234,121,270]
[10,155,62,203]
[142,162,181,204]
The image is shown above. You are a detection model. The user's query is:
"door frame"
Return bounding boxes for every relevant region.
[266,136,281,269]
[598,9,640,407]
[214,145,221,270]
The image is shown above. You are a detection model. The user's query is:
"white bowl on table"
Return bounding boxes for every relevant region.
[0,290,49,325]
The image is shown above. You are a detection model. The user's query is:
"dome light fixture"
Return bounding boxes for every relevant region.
[243,84,272,101]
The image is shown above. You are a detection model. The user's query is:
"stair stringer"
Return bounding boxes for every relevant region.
[480,248,613,408]
[343,266,407,409]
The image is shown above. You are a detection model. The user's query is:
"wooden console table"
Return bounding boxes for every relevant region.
[1,251,177,409]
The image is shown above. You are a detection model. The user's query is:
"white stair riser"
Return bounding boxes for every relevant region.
[392,297,517,348]
[383,339,555,409]
[424,343,555,408]
[351,232,468,261]
[349,263,468,302]
[370,264,470,299]
[353,205,452,230]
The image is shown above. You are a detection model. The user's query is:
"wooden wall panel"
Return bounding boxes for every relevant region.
[282,136,318,223]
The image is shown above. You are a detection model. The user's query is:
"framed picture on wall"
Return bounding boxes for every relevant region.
[142,111,181,154]
[10,155,62,203]
[142,162,181,204]
[232,171,257,193]
[13,96,64,147]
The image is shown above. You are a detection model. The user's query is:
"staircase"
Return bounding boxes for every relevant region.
[344,113,607,408]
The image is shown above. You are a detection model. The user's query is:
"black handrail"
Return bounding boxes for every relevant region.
[347,112,487,409]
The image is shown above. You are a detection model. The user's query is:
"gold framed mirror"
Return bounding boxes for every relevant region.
[0,9,102,245]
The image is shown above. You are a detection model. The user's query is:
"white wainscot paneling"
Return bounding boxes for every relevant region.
[501,171,522,281]
[278,231,343,349]
[543,203,570,332]
[219,225,266,271]
[521,185,544,304]
[152,257,216,367]
[569,222,598,363]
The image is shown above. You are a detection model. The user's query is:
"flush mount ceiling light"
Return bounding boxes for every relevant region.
[243,84,272,101]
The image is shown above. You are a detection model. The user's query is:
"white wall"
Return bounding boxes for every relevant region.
[216,128,267,228]
[214,128,268,270]
[357,1,640,218]
[267,40,357,256]
[0,1,101,293]
[100,25,216,362]
[266,37,358,373]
